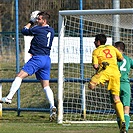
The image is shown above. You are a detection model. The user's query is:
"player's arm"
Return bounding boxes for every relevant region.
[25,23,32,29]
[21,25,33,36]
[93,64,99,70]
[28,10,40,26]
[21,10,40,35]
[92,50,99,70]
[92,51,109,73]
[119,56,124,61]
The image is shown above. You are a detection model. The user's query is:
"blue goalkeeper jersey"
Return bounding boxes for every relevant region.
[117,54,133,83]
[21,25,54,56]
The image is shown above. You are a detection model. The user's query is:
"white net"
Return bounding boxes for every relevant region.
[58,10,133,123]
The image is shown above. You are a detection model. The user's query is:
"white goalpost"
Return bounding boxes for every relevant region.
[57,8,133,124]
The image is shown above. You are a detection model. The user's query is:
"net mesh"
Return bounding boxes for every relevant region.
[61,13,133,122]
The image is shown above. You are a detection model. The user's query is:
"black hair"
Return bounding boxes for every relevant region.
[115,41,125,52]
[95,34,107,45]
[37,11,50,23]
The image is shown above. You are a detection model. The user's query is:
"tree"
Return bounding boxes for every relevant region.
[0,0,133,32]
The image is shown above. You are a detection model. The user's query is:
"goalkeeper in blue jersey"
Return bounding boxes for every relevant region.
[114,41,133,133]
[0,11,56,121]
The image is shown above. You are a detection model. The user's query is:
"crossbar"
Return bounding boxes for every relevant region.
[59,8,133,16]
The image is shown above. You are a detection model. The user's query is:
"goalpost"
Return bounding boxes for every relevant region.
[57,8,133,124]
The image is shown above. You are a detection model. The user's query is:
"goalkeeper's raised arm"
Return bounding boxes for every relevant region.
[23,10,41,29]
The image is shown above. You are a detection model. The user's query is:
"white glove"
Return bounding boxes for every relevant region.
[30,10,40,23]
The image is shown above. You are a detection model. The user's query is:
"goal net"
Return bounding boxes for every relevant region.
[57,9,133,124]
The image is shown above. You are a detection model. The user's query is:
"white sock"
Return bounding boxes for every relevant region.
[6,77,22,99]
[43,86,54,109]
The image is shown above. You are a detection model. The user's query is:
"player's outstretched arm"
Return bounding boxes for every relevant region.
[21,10,41,35]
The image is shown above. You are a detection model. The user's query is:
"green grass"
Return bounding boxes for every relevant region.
[0,111,133,133]
[1,54,133,133]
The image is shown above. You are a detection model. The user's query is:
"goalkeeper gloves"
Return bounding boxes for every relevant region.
[29,10,40,25]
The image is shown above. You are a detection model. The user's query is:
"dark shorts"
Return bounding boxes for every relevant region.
[110,82,131,106]
[120,82,131,106]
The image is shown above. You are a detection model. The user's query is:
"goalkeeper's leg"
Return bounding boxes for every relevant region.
[43,85,56,121]
[0,76,24,104]
[41,83,56,122]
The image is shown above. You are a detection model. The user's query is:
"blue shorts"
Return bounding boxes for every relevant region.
[22,55,51,80]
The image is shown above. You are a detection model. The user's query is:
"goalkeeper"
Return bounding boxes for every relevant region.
[88,34,126,133]
[113,41,133,133]
[0,11,56,122]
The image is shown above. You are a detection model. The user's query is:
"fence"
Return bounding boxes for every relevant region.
[0,30,133,120]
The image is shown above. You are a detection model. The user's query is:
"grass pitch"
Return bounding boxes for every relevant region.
[1,55,133,133]
[0,111,133,133]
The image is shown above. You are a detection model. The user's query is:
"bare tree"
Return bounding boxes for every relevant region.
[0,0,133,32]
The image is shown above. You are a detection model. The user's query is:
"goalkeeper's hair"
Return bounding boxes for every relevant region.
[38,11,50,23]
[95,34,107,45]
[114,41,125,52]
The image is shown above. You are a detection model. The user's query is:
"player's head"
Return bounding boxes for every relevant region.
[37,11,50,26]
[114,41,125,52]
[94,34,107,47]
